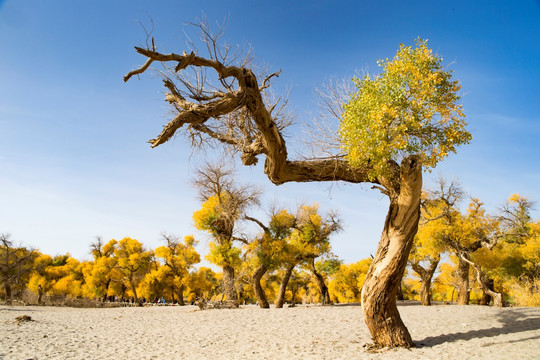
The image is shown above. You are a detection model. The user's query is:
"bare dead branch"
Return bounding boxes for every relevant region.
[124,21,393,194]
[244,216,269,232]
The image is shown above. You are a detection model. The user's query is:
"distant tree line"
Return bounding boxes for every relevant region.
[2,176,537,307]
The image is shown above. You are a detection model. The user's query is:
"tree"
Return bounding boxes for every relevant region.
[192,163,259,303]
[491,194,539,305]
[408,191,448,306]
[329,258,372,303]
[114,237,153,301]
[187,267,220,301]
[311,256,342,304]
[274,204,341,307]
[155,234,200,305]
[125,25,471,347]
[0,234,36,304]
[84,238,120,301]
[457,199,505,306]
[244,209,295,308]
[420,179,476,305]
[422,178,506,306]
[139,263,173,301]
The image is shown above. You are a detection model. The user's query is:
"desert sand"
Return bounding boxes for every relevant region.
[1,302,539,359]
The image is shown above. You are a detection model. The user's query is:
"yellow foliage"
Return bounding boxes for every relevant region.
[340,38,471,178]
[328,258,372,303]
[205,241,241,268]
[507,279,540,306]
[138,265,174,300]
[192,194,221,232]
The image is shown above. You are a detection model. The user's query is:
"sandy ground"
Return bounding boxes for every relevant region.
[1,302,539,360]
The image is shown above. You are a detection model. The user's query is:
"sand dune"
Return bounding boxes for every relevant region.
[1,303,539,359]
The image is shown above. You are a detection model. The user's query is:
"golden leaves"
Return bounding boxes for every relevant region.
[340,38,472,178]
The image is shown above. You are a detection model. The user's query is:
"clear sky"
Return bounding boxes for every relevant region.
[1,0,539,265]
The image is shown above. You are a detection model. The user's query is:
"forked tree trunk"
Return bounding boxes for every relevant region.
[177,284,185,306]
[456,257,470,305]
[252,264,269,308]
[411,258,440,306]
[275,263,295,308]
[361,157,422,348]
[460,255,505,307]
[222,264,238,302]
[310,261,331,305]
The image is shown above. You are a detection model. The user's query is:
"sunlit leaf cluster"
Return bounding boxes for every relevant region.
[340,38,471,178]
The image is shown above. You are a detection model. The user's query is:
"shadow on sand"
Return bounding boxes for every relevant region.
[416,308,540,348]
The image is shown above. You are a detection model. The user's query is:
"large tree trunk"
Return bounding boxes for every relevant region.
[252,264,269,308]
[310,260,331,305]
[37,284,43,305]
[102,279,111,303]
[396,283,405,301]
[275,263,296,308]
[411,258,440,306]
[456,257,470,305]
[222,264,238,302]
[4,282,12,305]
[177,284,185,306]
[361,157,421,348]
[480,278,494,305]
[129,275,138,302]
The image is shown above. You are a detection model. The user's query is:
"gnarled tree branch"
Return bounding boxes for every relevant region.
[124,37,390,190]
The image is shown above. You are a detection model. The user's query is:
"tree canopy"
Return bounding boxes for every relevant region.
[340,39,471,178]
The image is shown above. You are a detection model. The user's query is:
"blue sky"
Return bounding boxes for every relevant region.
[1,0,539,264]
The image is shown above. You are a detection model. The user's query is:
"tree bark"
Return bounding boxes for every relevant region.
[222,264,238,302]
[396,283,405,301]
[480,278,494,305]
[456,257,470,305]
[275,263,296,308]
[310,260,331,305]
[37,284,43,305]
[177,284,185,306]
[4,282,12,305]
[252,264,269,308]
[460,255,505,307]
[361,157,421,348]
[411,258,440,306]
[102,279,111,303]
[129,276,138,302]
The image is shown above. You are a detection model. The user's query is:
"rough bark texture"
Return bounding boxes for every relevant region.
[480,278,494,305]
[177,284,185,306]
[460,255,505,307]
[396,284,405,301]
[3,282,12,305]
[361,157,422,348]
[410,258,440,306]
[275,263,295,308]
[129,277,138,302]
[252,264,269,308]
[222,264,238,302]
[456,257,470,305]
[37,285,43,305]
[310,260,331,305]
